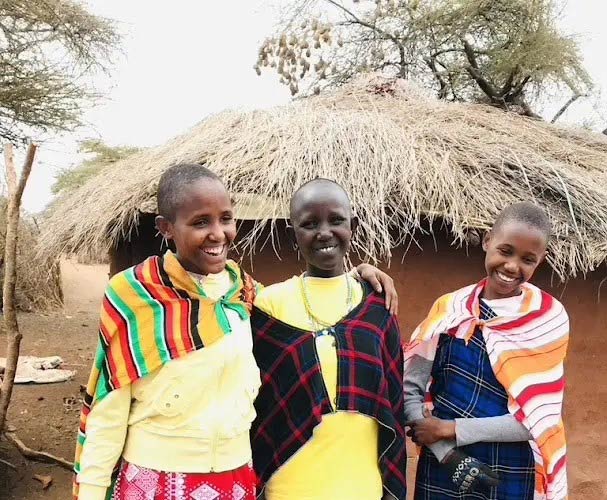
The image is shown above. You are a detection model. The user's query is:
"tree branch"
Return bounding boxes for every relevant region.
[500,69,517,97]
[425,56,448,99]
[508,75,531,100]
[517,99,542,120]
[0,143,37,433]
[465,66,499,99]
[0,1,119,143]
[461,38,500,99]
[461,39,480,69]
[551,94,582,123]
[325,0,408,77]
[3,431,73,471]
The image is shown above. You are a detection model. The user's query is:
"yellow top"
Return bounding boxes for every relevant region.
[255,274,383,500]
[77,271,260,500]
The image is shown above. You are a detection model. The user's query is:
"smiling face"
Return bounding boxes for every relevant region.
[156,178,236,275]
[290,182,357,278]
[482,221,548,300]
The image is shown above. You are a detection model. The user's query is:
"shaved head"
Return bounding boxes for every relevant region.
[289,178,351,220]
[493,201,551,240]
[157,163,221,221]
[288,178,356,278]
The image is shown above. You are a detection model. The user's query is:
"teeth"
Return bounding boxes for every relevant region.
[497,271,516,283]
[203,246,224,256]
[317,246,336,253]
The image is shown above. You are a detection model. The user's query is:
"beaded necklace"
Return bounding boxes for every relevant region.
[299,273,353,338]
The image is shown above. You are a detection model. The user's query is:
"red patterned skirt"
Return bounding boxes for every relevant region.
[111,460,256,499]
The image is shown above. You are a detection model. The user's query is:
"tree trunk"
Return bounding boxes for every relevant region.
[0,143,37,432]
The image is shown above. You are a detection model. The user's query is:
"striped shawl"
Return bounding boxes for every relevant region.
[405,280,569,500]
[73,251,257,498]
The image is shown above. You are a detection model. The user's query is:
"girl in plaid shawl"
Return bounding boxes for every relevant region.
[404,202,569,500]
[251,179,407,500]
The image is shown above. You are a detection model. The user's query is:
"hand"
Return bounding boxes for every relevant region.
[442,449,500,494]
[355,263,398,315]
[406,406,456,446]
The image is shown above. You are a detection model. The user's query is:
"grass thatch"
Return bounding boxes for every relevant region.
[0,198,62,311]
[40,75,607,280]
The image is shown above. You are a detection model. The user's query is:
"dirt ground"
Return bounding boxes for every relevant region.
[1,260,108,500]
[1,258,605,499]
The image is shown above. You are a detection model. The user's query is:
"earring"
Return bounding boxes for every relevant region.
[156,230,169,250]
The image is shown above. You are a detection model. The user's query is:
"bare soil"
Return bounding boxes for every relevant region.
[1,260,108,500]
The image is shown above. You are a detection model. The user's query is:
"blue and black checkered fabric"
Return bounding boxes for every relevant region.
[414,300,535,500]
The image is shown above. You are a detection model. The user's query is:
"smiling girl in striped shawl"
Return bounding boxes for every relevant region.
[404,202,569,500]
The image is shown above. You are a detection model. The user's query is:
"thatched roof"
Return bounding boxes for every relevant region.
[0,198,62,311]
[42,76,607,280]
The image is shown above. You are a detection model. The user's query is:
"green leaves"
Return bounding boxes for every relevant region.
[0,0,120,144]
[52,140,140,195]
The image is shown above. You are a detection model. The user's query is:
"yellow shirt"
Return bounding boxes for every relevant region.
[78,271,260,500]
[254,274,383,500]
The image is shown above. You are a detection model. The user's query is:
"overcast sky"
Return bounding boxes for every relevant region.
[20,0,607,213]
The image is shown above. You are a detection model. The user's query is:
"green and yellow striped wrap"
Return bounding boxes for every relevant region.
[73,250,257,498]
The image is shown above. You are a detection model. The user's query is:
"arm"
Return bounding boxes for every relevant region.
[456,415,532,446]
[407,411,532,446]
[355,263,398,315]
[403,350,455,462]
[77,385,131,500]
[252,286,275,316]
[405,366,503,494]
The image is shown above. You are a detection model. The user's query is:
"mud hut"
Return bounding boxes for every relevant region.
[42,76,607,495]
[0,198,62,312]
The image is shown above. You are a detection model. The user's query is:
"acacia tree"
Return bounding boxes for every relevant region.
[52,139,140,195]
[0,0,119,145]
[256,0,591,117]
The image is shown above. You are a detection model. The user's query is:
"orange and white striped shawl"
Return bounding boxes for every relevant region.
[405,280,569,500]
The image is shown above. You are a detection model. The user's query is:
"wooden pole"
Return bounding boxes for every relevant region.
[0,144,72,471]
[0,143,37,432]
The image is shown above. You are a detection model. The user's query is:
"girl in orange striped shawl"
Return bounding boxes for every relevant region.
[404,202,569,500]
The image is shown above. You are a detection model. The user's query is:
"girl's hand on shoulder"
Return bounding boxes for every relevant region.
[354,263,398,315]
[406,406,455,446]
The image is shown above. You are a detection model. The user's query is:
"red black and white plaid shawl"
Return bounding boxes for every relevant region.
[250,287,407,499]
